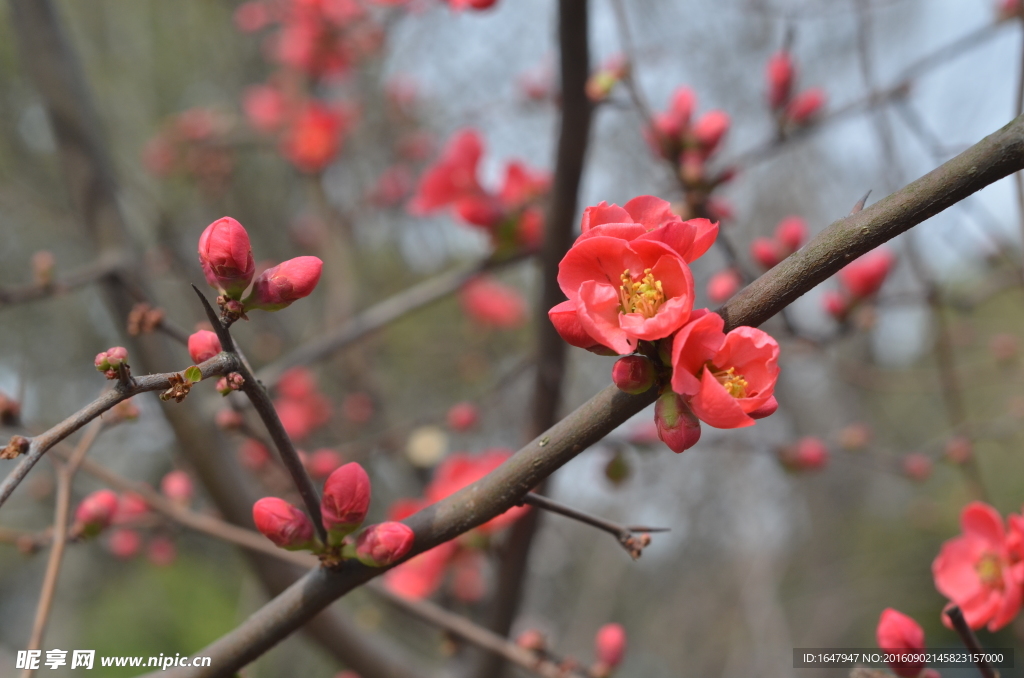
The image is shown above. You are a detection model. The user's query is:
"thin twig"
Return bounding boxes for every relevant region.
[0,352,238,510]
[944,606,999,678]
[0,254,126,309]
[520,493,667,559]
[22,418,104,678]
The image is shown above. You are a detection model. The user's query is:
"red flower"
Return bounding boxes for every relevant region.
[499,161,550,210]
[187,330,222,364]
[933,501,1023,631]
[384,540,458,598]
[355,522,415,567]
[253,497,317,551]
[876,609,926,678]
[198,217,256,298]
[460,276,527,329]
[280,102,353,173]
[244,256,323,311]
[594,623,627,668]
[576,195,718,263]
[838,248,895,298]
[670,312,780,429]
[427,450,529,533]
[321,462,371,542]
[557,236,696,355]
[409,129,487,215]
[766,51,794,110]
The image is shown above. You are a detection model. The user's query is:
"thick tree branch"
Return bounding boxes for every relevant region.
[158,112,1024,678]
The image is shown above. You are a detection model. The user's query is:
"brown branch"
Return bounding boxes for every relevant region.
[153,112,1024,678]
[0,352,237,509]
[945,605,999,678]
[22,418,104,677]
[520,492,666,560]
[257,253,530,388]
[0,254,125,309]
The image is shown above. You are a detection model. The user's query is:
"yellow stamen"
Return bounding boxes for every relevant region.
[977,553,1003,588]
[712,366,748,399]
[619,269,666,318]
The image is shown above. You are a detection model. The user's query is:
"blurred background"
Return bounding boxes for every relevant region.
[0,0,1023,676]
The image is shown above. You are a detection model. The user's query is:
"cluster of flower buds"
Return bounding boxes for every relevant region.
[585,54,629,102]
[765,50,826,130]
[750,216,809,270]
[253,462,415,567]
[94,347,129,380]
[549,196,781,454]
[822,248,896,321]
[216,372,245,396]
[198,217,323,321]
[409,129,550,255]
[142,108,235,191]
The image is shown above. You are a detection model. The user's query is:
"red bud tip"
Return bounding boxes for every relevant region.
[654,392,701,453]
[253,497,316,551]
[243,256,323,312]
[74,489,120,537]
[198,217,256,299]
[611,355,657,395]
[321,462,372,542]
[595,623,627,668]
[354,522,415,567]
[187,330,223,364]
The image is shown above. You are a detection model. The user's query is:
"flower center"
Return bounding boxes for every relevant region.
[977,553,1003,588]
[712,366,748,398]
[619,269,666,318]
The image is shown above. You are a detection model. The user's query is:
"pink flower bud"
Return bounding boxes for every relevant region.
[160,470,193,504]
[447,402,479,432]
[107,528,142,559]
[75,489,119,537]
[654,392,701,454]
[751,238,782,270]
[786,88,826,125]
[839,248,895,298]
[114,492,148,524]
[822,290,849,319]
[691,110,730,155]
[187,330,222,364]
[239,438,270,470]
[611,356,656,395]
[147,536,177,567]
[354,521,415,567]
[707,268,742,304]
[780,437,829,471]
[945,436,973,464]
[253,497,317,551]
[766,51,795,110]
[243,256,323,311]
[95,346,130,377]
[198,217,256,299]
[517,629,546,652]
[774,216,808,253]
[595,623,627,667]
[901,453,932,482]
[876,609,926,677]
[308,448,343,478]
[215,408,244,430]
[321,462,372,542]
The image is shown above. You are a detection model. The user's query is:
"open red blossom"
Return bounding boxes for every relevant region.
[427,450,529,533]
[244,256,323,311]
[933,501,1024,631]
[409,129,486,215]
[670,312,780,429]
[460,276,527,329]
[876,609,926,678]
[321,462,371,543]
[839,248,895,298]
[187,330,222,364]
[766,51,795,110]
[557,235,696,355]
[198,217,256,298]
[280,102,353,173]
[253,497,317,551]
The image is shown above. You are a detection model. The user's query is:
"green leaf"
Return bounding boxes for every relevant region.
[183,366,203,384]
